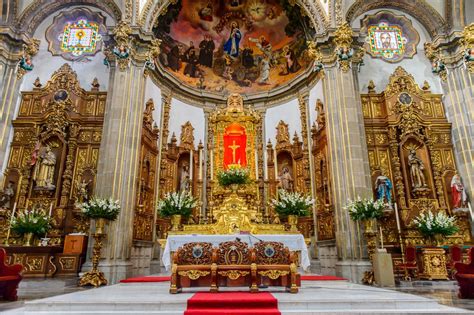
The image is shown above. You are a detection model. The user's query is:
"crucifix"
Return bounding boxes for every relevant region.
[228,140,240,164]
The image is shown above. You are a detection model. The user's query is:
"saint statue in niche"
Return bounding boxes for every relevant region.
[279,167,293,191]
[407,149,427,189]
[374,174,393,206]
[179,164,191,192]
[223,22,242,58]
[32,145,57,190]
[76,179,91,202]
[0,181,15,209]
[451,174,467,209]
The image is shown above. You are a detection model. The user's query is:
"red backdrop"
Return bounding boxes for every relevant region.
[223,123,247,169]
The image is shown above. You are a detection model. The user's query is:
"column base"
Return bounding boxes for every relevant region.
[335,260,372,283]
[317,240,338,276]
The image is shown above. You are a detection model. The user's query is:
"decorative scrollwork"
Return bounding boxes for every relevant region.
[258,270,289,280]
[218,270,249,280]
[176,242,214,265]
[178,270,210,280]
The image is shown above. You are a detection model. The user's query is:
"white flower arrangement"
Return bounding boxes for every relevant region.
[76,197,121,221]
[217,166,249,186]
[271,189,314,217]
[344,196,385,221]
[11,208,51,236]
[412,210,458,237]
[157,191,197,217]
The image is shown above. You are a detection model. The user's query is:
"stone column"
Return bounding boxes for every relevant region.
[442,65,474,204]
[0,38,37,172]
[91,60,147,283]
[322,65,373,282]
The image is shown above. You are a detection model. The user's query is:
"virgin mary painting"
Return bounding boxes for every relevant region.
[223,22,242,58]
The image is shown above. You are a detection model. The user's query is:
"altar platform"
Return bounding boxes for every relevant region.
[3,276,471,314]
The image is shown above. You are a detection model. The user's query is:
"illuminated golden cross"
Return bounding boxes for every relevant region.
[228,140,240,164]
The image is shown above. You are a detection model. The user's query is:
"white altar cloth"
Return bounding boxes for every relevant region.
[162,234,310,271]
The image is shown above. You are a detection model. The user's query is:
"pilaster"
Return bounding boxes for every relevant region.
[322,65,373,281]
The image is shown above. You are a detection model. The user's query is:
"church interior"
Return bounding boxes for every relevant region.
[0,0,473,314]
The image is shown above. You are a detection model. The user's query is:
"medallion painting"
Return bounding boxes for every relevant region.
[46,8,106,62]
[154,0,313,95]
[361,11,419,63]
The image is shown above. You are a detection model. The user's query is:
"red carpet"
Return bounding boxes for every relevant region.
[184,292,280,315]
[120,275,345,283]
[301,275,346,281]
[120,276,171,283]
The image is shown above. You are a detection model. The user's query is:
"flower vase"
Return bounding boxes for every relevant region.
[23,232,34,246]
[363,219,375,233]
[431,234,445,247]
[288,215,299,232]
[230,184,239,193]
[170,214,182,231]
[95,218,108,235]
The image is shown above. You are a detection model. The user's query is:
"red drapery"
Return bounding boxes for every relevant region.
[223,123,247,169]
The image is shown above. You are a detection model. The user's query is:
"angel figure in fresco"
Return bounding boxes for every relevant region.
[374,174,393,206]
[257,57,270,84]
[408,150,427,189]
[451,174,467,209]
[249,36,273,64]
[198,1,213,21]
[223,22,242,58]
[280,45,301,75]
[179,164,191,192]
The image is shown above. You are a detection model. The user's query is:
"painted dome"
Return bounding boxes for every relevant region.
[153,0,314,100]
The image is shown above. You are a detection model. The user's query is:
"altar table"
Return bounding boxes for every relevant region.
[162,234,310,271]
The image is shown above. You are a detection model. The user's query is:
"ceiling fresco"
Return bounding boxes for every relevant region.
[153,0,314,97]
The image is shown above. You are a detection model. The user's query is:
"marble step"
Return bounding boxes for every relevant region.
[17,281,471,315]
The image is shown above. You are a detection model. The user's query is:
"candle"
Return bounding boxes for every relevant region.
[198,148,203,181]
[264,152,268,181]
[189,151,193,188]
[379,226,384,249]
[273,149,278,181]
[394,203,401,232]
[9,202,17,225]
[48,202,53,217]
[468,202,474,222]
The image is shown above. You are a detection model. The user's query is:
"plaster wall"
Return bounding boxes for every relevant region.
[265,99,302,146]
[168,98,205,146]
[144,77,162,126]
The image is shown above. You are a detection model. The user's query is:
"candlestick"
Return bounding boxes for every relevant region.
[5,202,17,246]
[394,203,401,232]
[379,226,384,249]
[255,150,258,179]
[210,150,214,180]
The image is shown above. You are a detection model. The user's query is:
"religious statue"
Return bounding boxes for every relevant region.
[179,164,191,192]
[407,149,427,189]
[279,167,293,191]
[76,179,91,203]
[113,45,130,59]
[451,174,468,209]
[374,175,393,206]
[0,181,15,209]
[33,145,57,189]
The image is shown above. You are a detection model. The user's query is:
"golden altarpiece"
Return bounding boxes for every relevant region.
[0,64,106,246]
[311,100,335,242]
[361,67,472,250]
[133,99,159,242]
